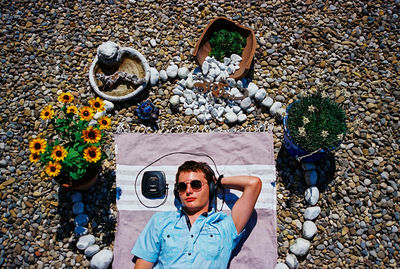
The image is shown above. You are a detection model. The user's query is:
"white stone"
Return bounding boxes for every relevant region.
[90,249,113,269]
[185,75,194,89]
[305,170,317,186]
[232,106,241,114]
[261,97,274,108]
[76,235,96,250]
[72,202,84,215]
[275,263,289,269]
[172,88,183,96]
[224,57,231,66]
[236,80,243,89]
[246,107,255,113]
[255,89,267,102]
[178,67,190,79]
[270,102,283,116]
[205,113,212,121]
[247,82,259,98]
[302,221,317,239]
[240,97,252,110]
[197,114,206,123]
[184,108,193,116]
[227,78,236,88]
[211,108,219,118]
[159,70,168,81]
[94,110,106,120]
[97,41,121,66]
[230,53,242,63]
[302,162,317,171]
[150,39,156,47]
[304,206,321,221]
[103,100,114,112]
[202,61,210,75]
[172,56,181,63]
[285,254,299,269]
[237,114,247,123]
[289,238,311,257]
[149,67,159,86]
[71,192,82,203]
[294,219,302,230]
[230,88,242,98]
[84,244,100,258]
[166,64,178,79]
[225,112,238,124]
[275,107,286,121]
[198,96,207,105]
[305,187,319,206]
[169,95,180,107]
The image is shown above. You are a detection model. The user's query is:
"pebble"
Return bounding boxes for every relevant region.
[84,244,100,258]
[289,238,311,257]
[76,235,96,250]
[302,221,317,239]
[166,64,178,78]
[90,249,113,269]
[159,70,168,81]
[150,67,159,86]
[305,187,319,206]
[285,254,299,269]
[304,207,321,221]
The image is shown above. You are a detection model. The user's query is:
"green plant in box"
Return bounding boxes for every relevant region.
[209,29,247,61]
[286,93,347,152]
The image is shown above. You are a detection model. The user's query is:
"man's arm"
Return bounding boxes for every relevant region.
[134,258,154,269]
[220,176,262,234]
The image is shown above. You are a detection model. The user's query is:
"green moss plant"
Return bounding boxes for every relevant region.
[209,29,247,61]
[286,93,347,152]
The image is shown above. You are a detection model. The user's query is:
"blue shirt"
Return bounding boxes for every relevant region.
[131,209,243,268]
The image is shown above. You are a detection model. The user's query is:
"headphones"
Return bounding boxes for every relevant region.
[173,163,217,204]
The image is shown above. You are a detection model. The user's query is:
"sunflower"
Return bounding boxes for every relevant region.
[79,106,94,121]
[82,126,102,144]
[89,97,105,112]
[58,92,74,104]
[29,152,40,163]
[66,105,78,114]
[51,145,68,162]
[83,146,102,163]
[29,138,47,154]
[98,116,111,130]
[45,161,62,177]
[40,105,55,120]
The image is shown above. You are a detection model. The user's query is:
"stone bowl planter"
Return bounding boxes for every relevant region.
[192,16,256,80]
[89,47,150,102]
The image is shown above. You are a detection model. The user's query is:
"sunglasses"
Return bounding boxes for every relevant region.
[176,180,205,192]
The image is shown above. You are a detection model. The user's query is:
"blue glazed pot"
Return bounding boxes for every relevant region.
[283,103,341,163]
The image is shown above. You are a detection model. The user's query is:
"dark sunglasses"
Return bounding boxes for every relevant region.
[176,180,205,192]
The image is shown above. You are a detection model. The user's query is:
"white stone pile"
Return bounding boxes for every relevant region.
[275,162,322,269]
[72,192,113,269]
[149,55,286,125]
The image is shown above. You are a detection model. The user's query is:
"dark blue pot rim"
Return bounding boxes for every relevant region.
[283,101,345,154]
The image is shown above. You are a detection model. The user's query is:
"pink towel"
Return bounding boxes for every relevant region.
[113,132,277,268]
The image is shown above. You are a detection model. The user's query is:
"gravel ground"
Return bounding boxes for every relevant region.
[0,0,399,268]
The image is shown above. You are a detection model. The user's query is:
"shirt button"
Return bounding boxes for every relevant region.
[191,235,194,238]
[188,253,191,256]
[210,235,213,237]
[167,235,170,238]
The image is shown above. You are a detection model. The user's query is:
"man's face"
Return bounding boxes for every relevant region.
[178,171,210,214]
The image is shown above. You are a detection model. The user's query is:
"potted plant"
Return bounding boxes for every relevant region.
[283,92,347,163]
[192,16,256,80]
[29,93,112,190]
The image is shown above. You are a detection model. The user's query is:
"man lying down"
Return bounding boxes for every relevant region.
[131,160,262,269]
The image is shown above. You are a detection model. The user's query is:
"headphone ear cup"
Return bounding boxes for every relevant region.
[209,180,216,201]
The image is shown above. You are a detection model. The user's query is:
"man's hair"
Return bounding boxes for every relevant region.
[175,160,215,185]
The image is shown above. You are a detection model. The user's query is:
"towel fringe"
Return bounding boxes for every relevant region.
[115,121,272,134]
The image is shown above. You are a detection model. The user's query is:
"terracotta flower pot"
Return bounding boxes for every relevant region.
[192,16,256,80]
[56,165,101,191]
